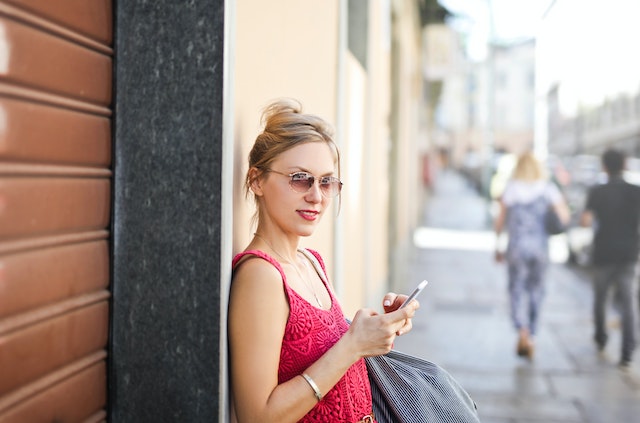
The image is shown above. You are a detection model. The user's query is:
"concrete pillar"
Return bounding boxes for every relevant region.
[111,1,225,421]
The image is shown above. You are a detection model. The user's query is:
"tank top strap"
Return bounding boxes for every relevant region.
[232,249,287,282]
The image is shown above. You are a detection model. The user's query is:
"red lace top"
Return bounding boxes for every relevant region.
[232,249,373,423]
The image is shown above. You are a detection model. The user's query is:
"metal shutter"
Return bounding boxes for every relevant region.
[0,1,112,422]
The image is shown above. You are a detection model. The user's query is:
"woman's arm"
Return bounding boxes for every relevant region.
[494,200,506,234]
[229,259,296,422]
[229,259,418,423]
[553,196,571,225]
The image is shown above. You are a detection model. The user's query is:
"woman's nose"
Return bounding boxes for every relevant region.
[305,180,323,202]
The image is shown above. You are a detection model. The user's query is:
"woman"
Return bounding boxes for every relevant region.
[494,152,569,358]
[229,99,419,423]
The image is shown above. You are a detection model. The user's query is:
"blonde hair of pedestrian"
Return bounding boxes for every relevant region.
[244,98,341,224]
[511,152,546,182]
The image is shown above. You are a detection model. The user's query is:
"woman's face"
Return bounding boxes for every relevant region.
[256,142,339,238]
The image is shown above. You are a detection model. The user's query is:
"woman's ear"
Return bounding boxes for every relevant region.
[248,167,264,196]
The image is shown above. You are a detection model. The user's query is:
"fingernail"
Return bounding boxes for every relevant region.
[383,300,391,306]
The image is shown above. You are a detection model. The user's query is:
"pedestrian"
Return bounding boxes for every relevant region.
[580,148,640,369]
[228,98,419,423]
[494,151,570,358]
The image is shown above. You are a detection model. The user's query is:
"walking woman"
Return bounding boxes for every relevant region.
[228,99,419,422]
[494,152,570,358]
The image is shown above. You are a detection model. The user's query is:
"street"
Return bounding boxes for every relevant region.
[394,169,640,423]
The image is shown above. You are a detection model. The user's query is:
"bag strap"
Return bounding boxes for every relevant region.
[298,248,329,285]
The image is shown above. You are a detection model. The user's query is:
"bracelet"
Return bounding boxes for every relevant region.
[301,373,323,401]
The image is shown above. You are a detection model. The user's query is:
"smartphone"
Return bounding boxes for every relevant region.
[399,279,429,308]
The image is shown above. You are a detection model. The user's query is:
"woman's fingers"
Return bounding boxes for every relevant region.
[382,293,399,310]
[383,292,417,312]
[396,317,413,336]
[349,300,420,356]
[384,300,419,336]
[374,303,418,338]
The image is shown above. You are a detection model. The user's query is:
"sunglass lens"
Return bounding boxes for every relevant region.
[290,173,314,192]
[320,177,341,197]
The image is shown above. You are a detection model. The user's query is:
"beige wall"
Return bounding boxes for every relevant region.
[233,0,340,269]
[232,0,425,315]
[388,0,425,289]
[360,1,392,310]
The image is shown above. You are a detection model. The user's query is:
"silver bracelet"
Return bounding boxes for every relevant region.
[301,373,323,401]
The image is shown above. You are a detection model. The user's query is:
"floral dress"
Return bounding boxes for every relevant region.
[232,249,374,423]
[502,180,561,335]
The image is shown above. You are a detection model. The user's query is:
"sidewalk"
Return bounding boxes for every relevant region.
[393,169,640,423]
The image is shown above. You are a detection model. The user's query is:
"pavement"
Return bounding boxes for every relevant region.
[393,168,640,423]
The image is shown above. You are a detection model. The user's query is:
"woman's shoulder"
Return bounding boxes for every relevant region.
[233,249,276,267]
[231,251,289,309]
[543,180,562,199]
[502,179,549,204]
[502,179,529,199]
[233,250,284,283]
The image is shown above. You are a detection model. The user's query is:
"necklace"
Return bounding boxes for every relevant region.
[253,233,324,308]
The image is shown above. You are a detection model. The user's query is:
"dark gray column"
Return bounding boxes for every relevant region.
[111,1,224,421]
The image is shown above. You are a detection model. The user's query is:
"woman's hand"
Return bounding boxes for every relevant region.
[345,297,419,357]
[382,292,419,336]
[382,292,402,312]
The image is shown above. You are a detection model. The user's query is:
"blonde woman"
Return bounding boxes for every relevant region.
[229,99,418,423]
[494,152,569,358]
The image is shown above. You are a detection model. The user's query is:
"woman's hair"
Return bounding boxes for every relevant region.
[244,98,341,222]
[511,152,546,181]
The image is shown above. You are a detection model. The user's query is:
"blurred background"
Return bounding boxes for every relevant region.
[2,0,639,421]
[232,0,640,314]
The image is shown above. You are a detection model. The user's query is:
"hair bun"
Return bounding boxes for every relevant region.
[261,98,302,128]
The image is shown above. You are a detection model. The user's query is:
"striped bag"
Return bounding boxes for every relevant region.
[365,350,481,423]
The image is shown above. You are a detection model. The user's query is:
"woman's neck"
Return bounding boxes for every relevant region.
[253,232,298,263]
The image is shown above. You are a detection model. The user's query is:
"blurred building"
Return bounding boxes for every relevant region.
[547,86,640,158]
[491,41,536,154]
[433,36,536,194]
[538,0,640,163]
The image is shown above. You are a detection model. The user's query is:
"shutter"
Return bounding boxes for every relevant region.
[0,1,112,422]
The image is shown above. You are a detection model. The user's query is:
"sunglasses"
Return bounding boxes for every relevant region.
[266,169,343,198]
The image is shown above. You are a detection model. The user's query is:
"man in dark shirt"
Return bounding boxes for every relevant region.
[581,149,640,369]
